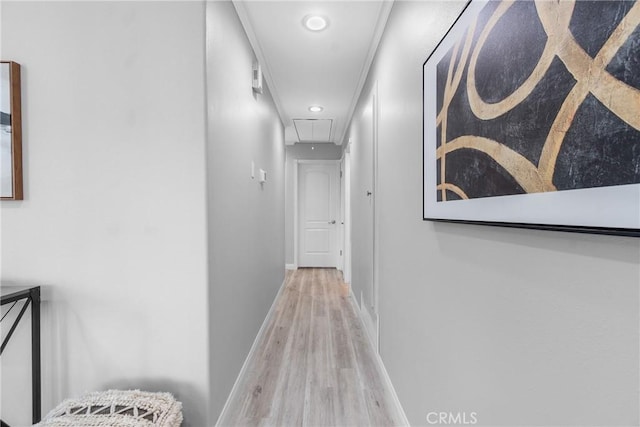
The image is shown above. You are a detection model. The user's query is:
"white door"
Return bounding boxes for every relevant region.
[352,85,378,350]
[338,159,345,273]
[342,151,352,284]
[298,162,339,267]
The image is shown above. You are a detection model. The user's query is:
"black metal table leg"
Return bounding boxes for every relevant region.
[30,287,41,424]
[1,286,42,426]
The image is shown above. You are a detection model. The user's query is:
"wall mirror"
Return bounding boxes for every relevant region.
[1,61,22,200]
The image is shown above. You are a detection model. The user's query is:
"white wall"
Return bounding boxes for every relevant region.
[284,143,342,267]
[347,2,640,426]
[205,1,286,421]
[0,2,210,426]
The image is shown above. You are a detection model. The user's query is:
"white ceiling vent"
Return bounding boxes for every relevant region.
[293,119,333,143]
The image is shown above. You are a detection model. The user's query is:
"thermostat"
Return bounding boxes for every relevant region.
[252,63,263,94]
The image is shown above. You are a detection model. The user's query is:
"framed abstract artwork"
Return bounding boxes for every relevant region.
[1,61,22,200]
[423,0,640,236]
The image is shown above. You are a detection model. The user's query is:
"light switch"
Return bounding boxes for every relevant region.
[259,169,267,183]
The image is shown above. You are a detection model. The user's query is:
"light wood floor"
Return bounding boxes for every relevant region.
[217,268,406,427]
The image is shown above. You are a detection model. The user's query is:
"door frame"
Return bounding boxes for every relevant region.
[294,159,341,268]
[373,83,380,340]
[341,142,352,284]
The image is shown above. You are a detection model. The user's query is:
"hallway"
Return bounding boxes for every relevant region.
[217,268,405,427]
[2,1,637,425]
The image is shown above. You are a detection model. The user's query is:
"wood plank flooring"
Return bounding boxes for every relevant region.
[217,268,406,427]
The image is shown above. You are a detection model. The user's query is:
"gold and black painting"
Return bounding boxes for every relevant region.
[424,0,640,235]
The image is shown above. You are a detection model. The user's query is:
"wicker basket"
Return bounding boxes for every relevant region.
[36,390,183,427]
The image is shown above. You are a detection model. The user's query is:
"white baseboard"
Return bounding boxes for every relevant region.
[285,263,297,270]
[375,344,411,427]
[346,292,410,427]
[215,277,288,426]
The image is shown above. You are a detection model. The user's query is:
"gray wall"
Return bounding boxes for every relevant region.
[0,2,210,425]
[347,2,640,426]
[206,1,286,421]
[284,143,342,266]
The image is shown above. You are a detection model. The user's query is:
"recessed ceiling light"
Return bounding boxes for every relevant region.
[303,15,328,32]
[308,105,323,113]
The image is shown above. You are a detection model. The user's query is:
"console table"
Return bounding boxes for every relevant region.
[1,286,41,426]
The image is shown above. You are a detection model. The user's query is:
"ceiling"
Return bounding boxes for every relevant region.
[233,1,393,145]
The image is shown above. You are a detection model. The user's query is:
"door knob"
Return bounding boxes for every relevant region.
[329,220,336,224]
[366,191,372,196]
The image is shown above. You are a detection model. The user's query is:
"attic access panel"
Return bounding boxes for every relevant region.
[293,119,333,143]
